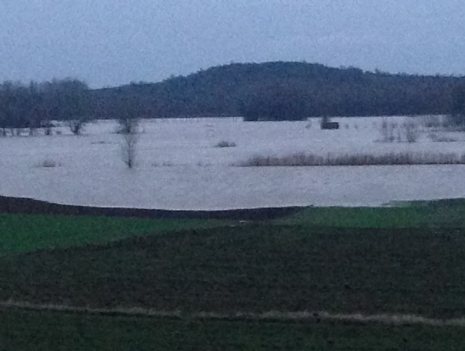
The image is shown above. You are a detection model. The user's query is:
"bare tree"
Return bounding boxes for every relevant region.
[380,117,395,142]
[403,118,419,143]
[68,118,88,135]
[119,116,140,168]
[117,95,142,168]
[60,79,91,135]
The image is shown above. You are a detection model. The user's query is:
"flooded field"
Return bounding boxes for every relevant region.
[0,116,464,209]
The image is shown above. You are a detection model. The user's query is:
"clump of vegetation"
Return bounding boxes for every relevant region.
[152,161,174,167]
[67,118,88,135]
[404,120,419,143]
[422,115,445,130]
[36,159,61,168]
[379,117,419,143]
[215,140,237,148]
[237,152,465,167]
[379,118,396,142]
[41,121,55,136]
[196,161,212,167]
[428,133,457,142]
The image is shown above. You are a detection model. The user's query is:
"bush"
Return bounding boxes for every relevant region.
[429,133,457,142]
[68,119,89,135]
[215,141,237,148]
[422,115,444,130]
[36,159,60,168]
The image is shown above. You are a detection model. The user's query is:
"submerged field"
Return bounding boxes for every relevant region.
[1,116,465,209]
[1,198,465,350]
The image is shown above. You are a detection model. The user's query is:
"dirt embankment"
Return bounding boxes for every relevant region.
[0,195,305,221]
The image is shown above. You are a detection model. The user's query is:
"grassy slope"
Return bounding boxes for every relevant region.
[1,309,464,351]
[0,213,226,256]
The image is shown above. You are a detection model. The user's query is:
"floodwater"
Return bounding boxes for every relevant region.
[0,116,464,210]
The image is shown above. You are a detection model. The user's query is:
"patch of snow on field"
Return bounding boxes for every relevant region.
[1,116,465,210]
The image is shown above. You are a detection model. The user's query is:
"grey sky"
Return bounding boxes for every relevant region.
[1,0,464,88]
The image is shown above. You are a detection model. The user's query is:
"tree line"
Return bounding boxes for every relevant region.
[0,79,90,135]
[1,62,465,134]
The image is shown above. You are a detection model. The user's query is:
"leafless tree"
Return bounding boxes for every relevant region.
[117,94,143,168]
[119,116,140,168]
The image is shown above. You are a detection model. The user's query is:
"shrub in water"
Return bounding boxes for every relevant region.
[215,141,237,148]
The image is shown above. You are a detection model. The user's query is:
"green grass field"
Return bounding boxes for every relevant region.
[277,198,465,228]
[0,213,226,255]
[1,199,465,350]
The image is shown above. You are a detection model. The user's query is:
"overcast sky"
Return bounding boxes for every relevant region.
[1,0,464,88]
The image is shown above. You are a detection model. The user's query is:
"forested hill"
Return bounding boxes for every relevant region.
[92,61,465,119]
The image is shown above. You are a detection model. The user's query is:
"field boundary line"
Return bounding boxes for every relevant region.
[1,300,465,327]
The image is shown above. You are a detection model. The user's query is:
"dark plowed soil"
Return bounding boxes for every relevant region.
[1,225,465,319]
[0,195,305,221]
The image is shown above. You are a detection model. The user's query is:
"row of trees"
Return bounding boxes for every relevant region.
[0,79,90,136]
